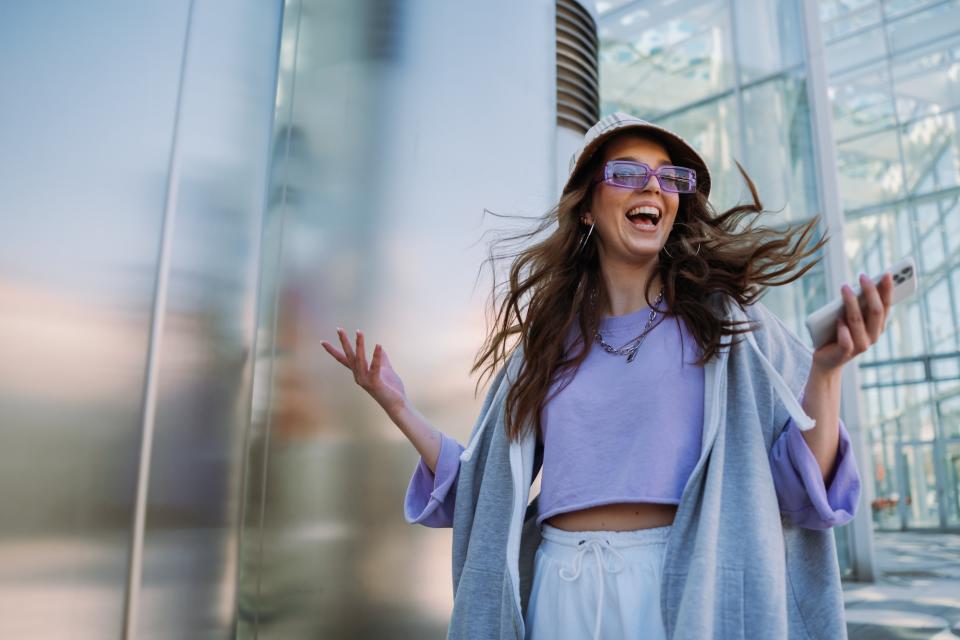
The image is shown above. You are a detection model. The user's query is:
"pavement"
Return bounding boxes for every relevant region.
[844,530,960,639]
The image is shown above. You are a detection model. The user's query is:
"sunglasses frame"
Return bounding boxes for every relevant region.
[593,160,698,194]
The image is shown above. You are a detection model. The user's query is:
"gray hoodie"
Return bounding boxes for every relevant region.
[446,295,856,639]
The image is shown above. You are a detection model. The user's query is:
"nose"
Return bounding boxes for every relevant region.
[638,175,661,194]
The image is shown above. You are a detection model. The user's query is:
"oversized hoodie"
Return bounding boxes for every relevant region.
[407,294,861,639]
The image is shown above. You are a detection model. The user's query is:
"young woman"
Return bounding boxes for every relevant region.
[322,112,894,639]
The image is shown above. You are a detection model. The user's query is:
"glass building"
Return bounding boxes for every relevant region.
[822,0,960,532]
[595,0,960,579]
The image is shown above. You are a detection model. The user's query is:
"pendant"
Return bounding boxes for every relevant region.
[626,347,639,363]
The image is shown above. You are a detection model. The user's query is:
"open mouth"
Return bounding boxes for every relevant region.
[625,205,661,229]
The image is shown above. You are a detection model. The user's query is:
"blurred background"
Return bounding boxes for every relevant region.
[0,0,957,637]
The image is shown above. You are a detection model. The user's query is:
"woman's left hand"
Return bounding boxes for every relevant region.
[812,272,895,373]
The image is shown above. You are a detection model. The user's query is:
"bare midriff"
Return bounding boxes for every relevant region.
[546,502,678,532]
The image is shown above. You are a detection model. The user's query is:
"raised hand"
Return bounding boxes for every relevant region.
[812,272,895,373]
[321,328,408,414]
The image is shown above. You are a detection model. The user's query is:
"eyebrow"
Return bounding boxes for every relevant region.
[611,156,672,167]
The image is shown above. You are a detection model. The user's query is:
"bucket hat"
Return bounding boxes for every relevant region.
[562,111,711,199]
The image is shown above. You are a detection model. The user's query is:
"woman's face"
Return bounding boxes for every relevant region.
[582,134,680,266]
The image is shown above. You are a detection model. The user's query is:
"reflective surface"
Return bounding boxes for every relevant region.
[137,0,282,637]
[237,0,560,637]
[824,0,960,530]
[0,3,191,637]
[0,1,282,637]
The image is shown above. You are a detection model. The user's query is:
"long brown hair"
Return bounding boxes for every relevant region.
[471,131,829,443]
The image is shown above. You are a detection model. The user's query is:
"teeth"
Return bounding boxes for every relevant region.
[626,206,660,218]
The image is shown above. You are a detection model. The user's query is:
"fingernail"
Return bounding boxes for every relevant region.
[859,272,867,281]
[842,284,853,295]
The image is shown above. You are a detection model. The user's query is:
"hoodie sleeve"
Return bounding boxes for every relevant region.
[769,391,862,530]
[403,431,465,528]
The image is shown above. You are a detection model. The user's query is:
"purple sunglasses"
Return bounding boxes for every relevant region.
[592,160,697,194]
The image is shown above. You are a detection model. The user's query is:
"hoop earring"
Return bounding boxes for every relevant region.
[577,222,595,255]
[661,242,702,259]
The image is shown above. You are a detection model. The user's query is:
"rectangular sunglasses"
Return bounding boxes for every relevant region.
[594,160,697,194]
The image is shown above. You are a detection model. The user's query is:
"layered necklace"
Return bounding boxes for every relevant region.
[593,285,664,363]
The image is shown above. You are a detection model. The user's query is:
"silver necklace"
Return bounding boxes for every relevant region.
[594,286,664,363]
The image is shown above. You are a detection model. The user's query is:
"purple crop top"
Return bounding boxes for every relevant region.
[535,305,704,528]
[404,305,861,531]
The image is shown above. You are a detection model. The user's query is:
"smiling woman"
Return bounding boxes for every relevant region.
[473,116,830,446]
[324,112,873,640]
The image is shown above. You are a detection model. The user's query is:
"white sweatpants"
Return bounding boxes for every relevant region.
[524,522,671,640]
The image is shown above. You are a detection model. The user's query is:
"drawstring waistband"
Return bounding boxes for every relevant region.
[558,538,624,640]
[541,524,670,640]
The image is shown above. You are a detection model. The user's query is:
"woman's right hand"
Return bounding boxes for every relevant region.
[321,328,408,415]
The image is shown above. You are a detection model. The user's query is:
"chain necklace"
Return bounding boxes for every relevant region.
[593,286,664,363]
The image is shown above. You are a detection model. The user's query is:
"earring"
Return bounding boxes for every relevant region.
[661,241,701,259]
[577,221,595,255]
[668,221,702,256]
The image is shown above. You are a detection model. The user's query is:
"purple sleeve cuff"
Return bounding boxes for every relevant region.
[770,414,861,530]
[403,432,464,528]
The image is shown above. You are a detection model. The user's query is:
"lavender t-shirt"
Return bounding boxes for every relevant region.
[404,307,860,531]
[535,304,704,527]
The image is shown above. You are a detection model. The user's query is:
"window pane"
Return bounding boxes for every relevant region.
[600,0,734,118]
[825,25,887,75]
[870,426,901,528]
[939,388,960,438]
[884,0,945,19]
[940,195,960,256]
[740,74,819,221]
[950,266,960,332]
[920,226,946,272]
[900,443,939,526]
[836,127,905,210]
[896,205,916,256]
[891,35,960,122]
[656,95,742,211]
[943,441,960,526]
[823,2,883,41]
[925,276,954,350]
[829,62,896,140]
[596,0,638,17]
[886,0,960,55]
[900,112,960,196]
[890,300,926,355]
[733,0,804,81]
[901,385,936,440]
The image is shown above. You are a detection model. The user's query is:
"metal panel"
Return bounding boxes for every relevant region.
[132,0,283,638]
[0,3,191,637]
[0,1,283,637]
[237,0,560,637]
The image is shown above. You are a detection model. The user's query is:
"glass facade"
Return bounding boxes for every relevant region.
[822,0,960,530]
[596,0,960,565]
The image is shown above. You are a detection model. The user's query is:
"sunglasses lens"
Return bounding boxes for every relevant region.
[609,163,649,188]
[659,167,696,193]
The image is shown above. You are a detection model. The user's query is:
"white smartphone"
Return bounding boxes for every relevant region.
[805,256,918,350]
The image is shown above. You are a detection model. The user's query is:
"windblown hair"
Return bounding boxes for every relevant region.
[471,132,829,443]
